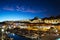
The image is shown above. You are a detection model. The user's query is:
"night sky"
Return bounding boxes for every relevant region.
[0,0,60,22]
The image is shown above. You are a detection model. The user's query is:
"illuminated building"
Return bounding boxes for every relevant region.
[0,16,60,31]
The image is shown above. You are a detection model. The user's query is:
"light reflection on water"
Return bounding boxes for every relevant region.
[8,33,29,40]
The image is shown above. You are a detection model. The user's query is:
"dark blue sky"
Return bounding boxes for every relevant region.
[0,0,60,21]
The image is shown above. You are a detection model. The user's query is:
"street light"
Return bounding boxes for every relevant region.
[1,29,4,32]
[1,29,4,40]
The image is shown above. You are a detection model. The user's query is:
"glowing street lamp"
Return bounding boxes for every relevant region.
[1,29,4,40]
[1,29,4,32]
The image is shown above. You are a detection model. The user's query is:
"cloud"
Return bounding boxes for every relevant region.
[2,6,47,13]
[16,7,36,13]
[3,7,14,11]
[16,6,25,11]
[16,6,43,13]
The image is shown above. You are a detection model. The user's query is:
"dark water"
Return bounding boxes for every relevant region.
[7,33,60,40]
[8,33,31,40]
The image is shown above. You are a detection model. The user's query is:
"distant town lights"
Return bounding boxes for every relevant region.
[2,26,6,28]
